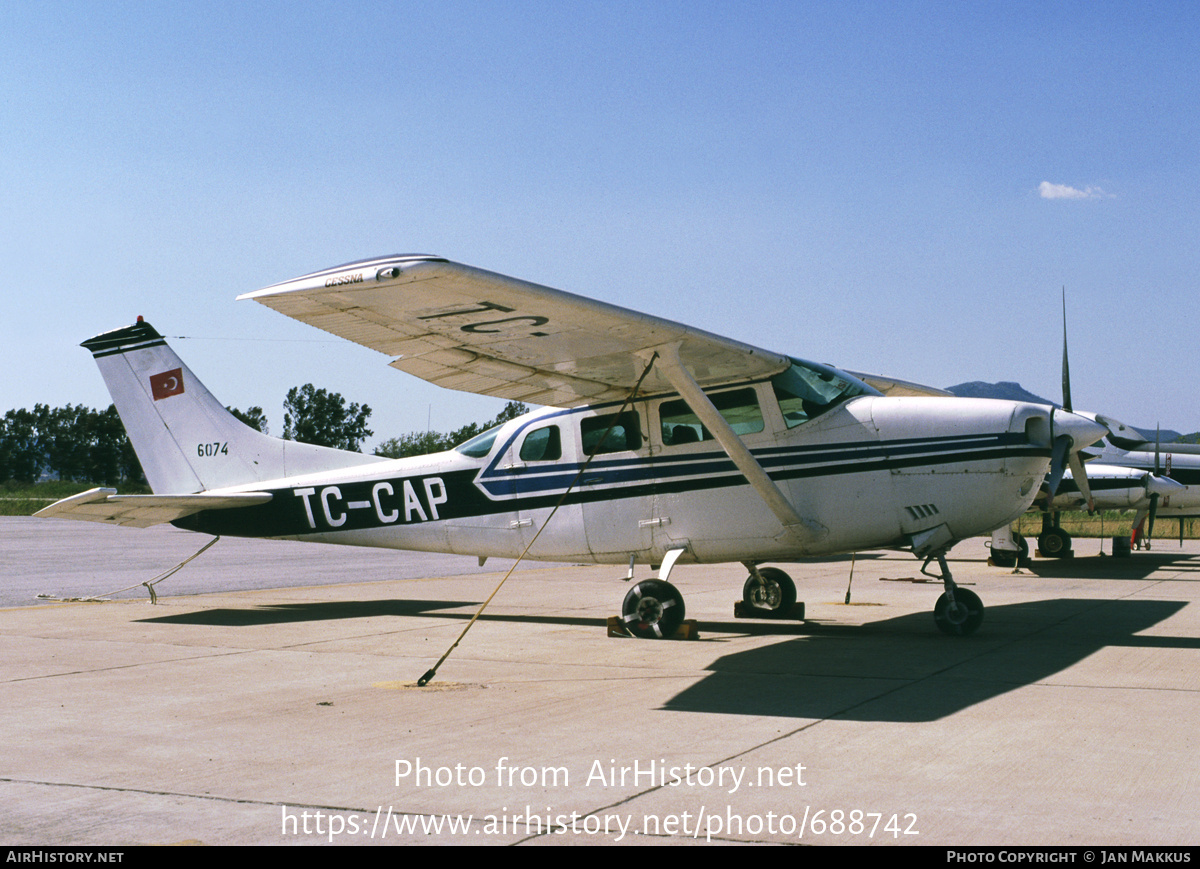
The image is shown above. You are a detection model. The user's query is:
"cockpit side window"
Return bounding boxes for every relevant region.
[772,359,871,429]
[519,425,562,462]
[660,388,764,445]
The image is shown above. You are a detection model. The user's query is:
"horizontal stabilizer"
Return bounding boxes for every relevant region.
[35,487,272,528]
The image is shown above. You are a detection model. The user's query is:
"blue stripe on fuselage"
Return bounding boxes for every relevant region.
[476,430,1039,498]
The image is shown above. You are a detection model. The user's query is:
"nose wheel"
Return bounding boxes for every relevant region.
[741,566,798,618]
[923,553,984,636]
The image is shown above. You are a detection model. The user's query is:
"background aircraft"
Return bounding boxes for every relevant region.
[1042,424,1198,555]
[987,298,1192,563]
[38,255,1107,638]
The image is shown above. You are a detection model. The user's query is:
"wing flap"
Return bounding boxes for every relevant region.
[35,488,273,528]
[240,256,790,406]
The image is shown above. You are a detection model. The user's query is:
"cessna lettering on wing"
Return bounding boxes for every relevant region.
[324,272,364,287]
[293,477,447,529]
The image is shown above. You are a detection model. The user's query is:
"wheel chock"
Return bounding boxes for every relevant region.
[607,616,699,639]
[1034,549,1074,559]
[733,601,806,620]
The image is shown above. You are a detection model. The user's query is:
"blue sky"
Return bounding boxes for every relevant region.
[3,1,1198,443]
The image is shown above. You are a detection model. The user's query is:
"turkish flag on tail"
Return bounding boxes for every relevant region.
[150,368,185,400]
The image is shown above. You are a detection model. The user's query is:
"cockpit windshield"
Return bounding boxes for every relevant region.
[455,425,502,458]
[772,358,877,429]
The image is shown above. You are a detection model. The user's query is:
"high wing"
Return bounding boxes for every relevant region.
[846,371,953,398]
[35,488,273,528]
[238,255,791,406]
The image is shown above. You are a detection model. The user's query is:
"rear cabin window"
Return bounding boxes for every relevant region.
[580,411,642,455]
[660,388,764,445]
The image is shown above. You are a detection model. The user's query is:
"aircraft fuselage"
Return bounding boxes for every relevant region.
[178,389,1055,567]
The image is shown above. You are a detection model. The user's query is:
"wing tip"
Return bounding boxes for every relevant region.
[240,254,448,300]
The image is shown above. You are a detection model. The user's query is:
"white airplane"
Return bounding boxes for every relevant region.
[989,453,1186,564]
[37,254,1108,638]
[986,304,1191,564]
[1038,422,1198,555]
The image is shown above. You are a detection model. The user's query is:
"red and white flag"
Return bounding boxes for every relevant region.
[150,368,185,400]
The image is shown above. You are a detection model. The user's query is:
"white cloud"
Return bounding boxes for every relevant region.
[1039,181,1112,200]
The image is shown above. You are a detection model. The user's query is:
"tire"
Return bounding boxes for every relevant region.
[741,567,797,618]
[1038,528,1071,558]
[991,533,1028,567]
[991,549,1017,568]
[934,588,984,637]
[621,580,686,639]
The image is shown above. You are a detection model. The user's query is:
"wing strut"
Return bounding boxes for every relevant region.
[416,353,661,687]
[647,344,823,546]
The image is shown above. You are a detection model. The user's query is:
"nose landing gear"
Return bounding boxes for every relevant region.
[923,553,984,636]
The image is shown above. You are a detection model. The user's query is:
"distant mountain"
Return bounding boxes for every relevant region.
[943,381,1182,444]
[946,381,1054,405]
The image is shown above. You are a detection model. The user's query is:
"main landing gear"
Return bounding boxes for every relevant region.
[621,580,686,639]
[989,532,1029,568]
[923,553,983,636]
[1037,512,1073,559]
[618,558,801,638]
[620,556,983,638]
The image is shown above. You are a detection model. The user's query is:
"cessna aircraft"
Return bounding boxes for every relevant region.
[37,255,1108,637]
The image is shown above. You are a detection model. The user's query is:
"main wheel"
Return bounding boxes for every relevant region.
[933,588,984,636]
[991,533,1029,567]
[622,580,686,639]
[990,548,1016,568]
[741,567,797,618]
[1038,528,1072,558]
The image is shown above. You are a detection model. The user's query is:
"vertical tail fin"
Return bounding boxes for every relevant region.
[83,319,385,493]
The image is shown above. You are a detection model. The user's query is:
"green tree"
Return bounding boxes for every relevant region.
[374,430,452,460]
[374,402,529,459]
[40,404,93,483]
[227,406,269,434]
[282,385,372,451]
[0,407,43,483]
[0,403,145,486]
[90,405,145,486]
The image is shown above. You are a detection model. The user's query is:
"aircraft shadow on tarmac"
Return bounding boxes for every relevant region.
[136,599,474,625]
[664,598,1195,722]
[1023,550,1200,581]
[134,594,1196,723]
[136,599,620,629]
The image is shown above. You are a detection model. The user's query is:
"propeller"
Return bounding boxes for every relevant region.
[1147,425,1161,544]
[1042,291,1096,512]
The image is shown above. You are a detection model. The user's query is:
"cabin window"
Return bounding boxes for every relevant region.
[772,359,872,428]
[519,425,562,462]
[660,388,764,445]
[581,411,642,455]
